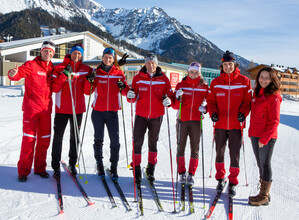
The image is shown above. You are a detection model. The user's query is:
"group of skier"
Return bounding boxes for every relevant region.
[8,40,282,207]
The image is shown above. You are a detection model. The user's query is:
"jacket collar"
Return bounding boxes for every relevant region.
[220,67,240,83]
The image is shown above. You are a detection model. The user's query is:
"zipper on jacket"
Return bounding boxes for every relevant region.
[227,73,231,130]
[107,71,110,111]
[190,85,195,121]
[149,77,152,118]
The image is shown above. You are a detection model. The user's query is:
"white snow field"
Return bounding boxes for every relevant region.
[0,86,298,220]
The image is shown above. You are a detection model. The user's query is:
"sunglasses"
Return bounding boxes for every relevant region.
[73,43,84,49]
[190,62,201,68]
[103,48,115,56]
[43,41,55,46]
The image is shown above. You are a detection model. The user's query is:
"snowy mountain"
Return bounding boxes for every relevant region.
[0,0,251,69]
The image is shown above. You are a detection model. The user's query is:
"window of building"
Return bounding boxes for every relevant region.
[29,40,83,59]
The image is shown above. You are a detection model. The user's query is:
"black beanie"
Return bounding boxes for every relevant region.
[221,50,236,63]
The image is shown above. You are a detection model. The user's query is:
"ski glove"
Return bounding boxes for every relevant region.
[237,112,245,122]
[117,80,126,90]
[198,105,207,114]
[118,53,129,66]
[163,96,171,107]
[211,113,219,122]
[127,90,136,99]
[86,70,96,83]
[176,89,184,101]
[63,64,72,77]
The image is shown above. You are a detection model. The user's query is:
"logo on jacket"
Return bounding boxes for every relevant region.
[37,71,46,76]
[216,92,225,96]
[139,87,148,91]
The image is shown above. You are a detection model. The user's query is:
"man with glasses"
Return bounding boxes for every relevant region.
[51,43,93,179]
[8,41,56,182]
[127,53,173,184]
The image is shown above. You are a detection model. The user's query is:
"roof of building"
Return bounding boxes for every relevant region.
[0,31,124,55]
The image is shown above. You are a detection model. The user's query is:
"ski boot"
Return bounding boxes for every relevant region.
[145,163,155,184]
[34,171,49,178]
[18,175,27,182]
[53,168,61,180]
[216,178,226,192]
[69,164,77,176]
[110,164,118,180]
[228,182,236,197]
[179,172,186,184]
[187,173,194,186]
[96,161,105,177]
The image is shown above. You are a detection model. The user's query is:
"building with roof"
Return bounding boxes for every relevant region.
[0,31,221,88]
[246,64,299,97]
[0,31,125,86]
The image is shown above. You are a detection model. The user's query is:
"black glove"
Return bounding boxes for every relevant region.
[118,53,129,66]
[211,113,219,122]
[63,64,72,77]
[86,70,96,83]
[237,112,245,122]
[117,80,126,90]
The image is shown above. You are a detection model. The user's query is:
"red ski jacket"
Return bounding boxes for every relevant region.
[8,56,54,115]
[128,66,174,119]
[248,88,282,145]
[52,55,92,114]
[207,68,252,130]
[84,64,129,112]
[172,76,208,121]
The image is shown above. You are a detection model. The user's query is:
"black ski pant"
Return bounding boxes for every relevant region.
[215,128,242,167]
[91,110,120,166]
[133,115,163,166]
[176,120,201,158]
[51,113,83,171]
[251,137,276,181]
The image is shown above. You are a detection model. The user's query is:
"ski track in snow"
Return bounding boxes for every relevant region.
[0,86,299,220]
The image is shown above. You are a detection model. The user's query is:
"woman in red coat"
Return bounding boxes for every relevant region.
[248,66,282,206]
[172,62,208,185]
[84,47,129,180]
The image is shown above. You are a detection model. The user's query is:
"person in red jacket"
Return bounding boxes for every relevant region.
[127,53,173,184]
[51,44,93,179]
[172,62,208,185]
[248,66,282,206]
[207,50,251,196]
[8,41,55,182]
[84,47,129,179]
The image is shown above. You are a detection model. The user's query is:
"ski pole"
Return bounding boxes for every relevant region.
[77,73,95,182]
[130,91,137,202]
[209,122,215,178]
[165,100,177,213]
[175,101,182,204]
[240,122,248,186]
[118,79,129,168]
[68,75,88,183]
[200,114,206,209]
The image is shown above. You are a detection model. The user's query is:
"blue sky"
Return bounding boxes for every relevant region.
[96,0,299,68]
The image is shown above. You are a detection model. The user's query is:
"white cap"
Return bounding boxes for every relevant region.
[41,40,55,54]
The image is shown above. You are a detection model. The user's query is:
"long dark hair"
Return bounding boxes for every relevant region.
[254,66,280,97]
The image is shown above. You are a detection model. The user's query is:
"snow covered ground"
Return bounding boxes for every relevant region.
[0,86,298,220]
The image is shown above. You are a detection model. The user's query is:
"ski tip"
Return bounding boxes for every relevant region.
[79,176,83,179]
[175,201,179,204]
[85,180,88,184]
[76,164,79,167]
[89,202,95,206]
